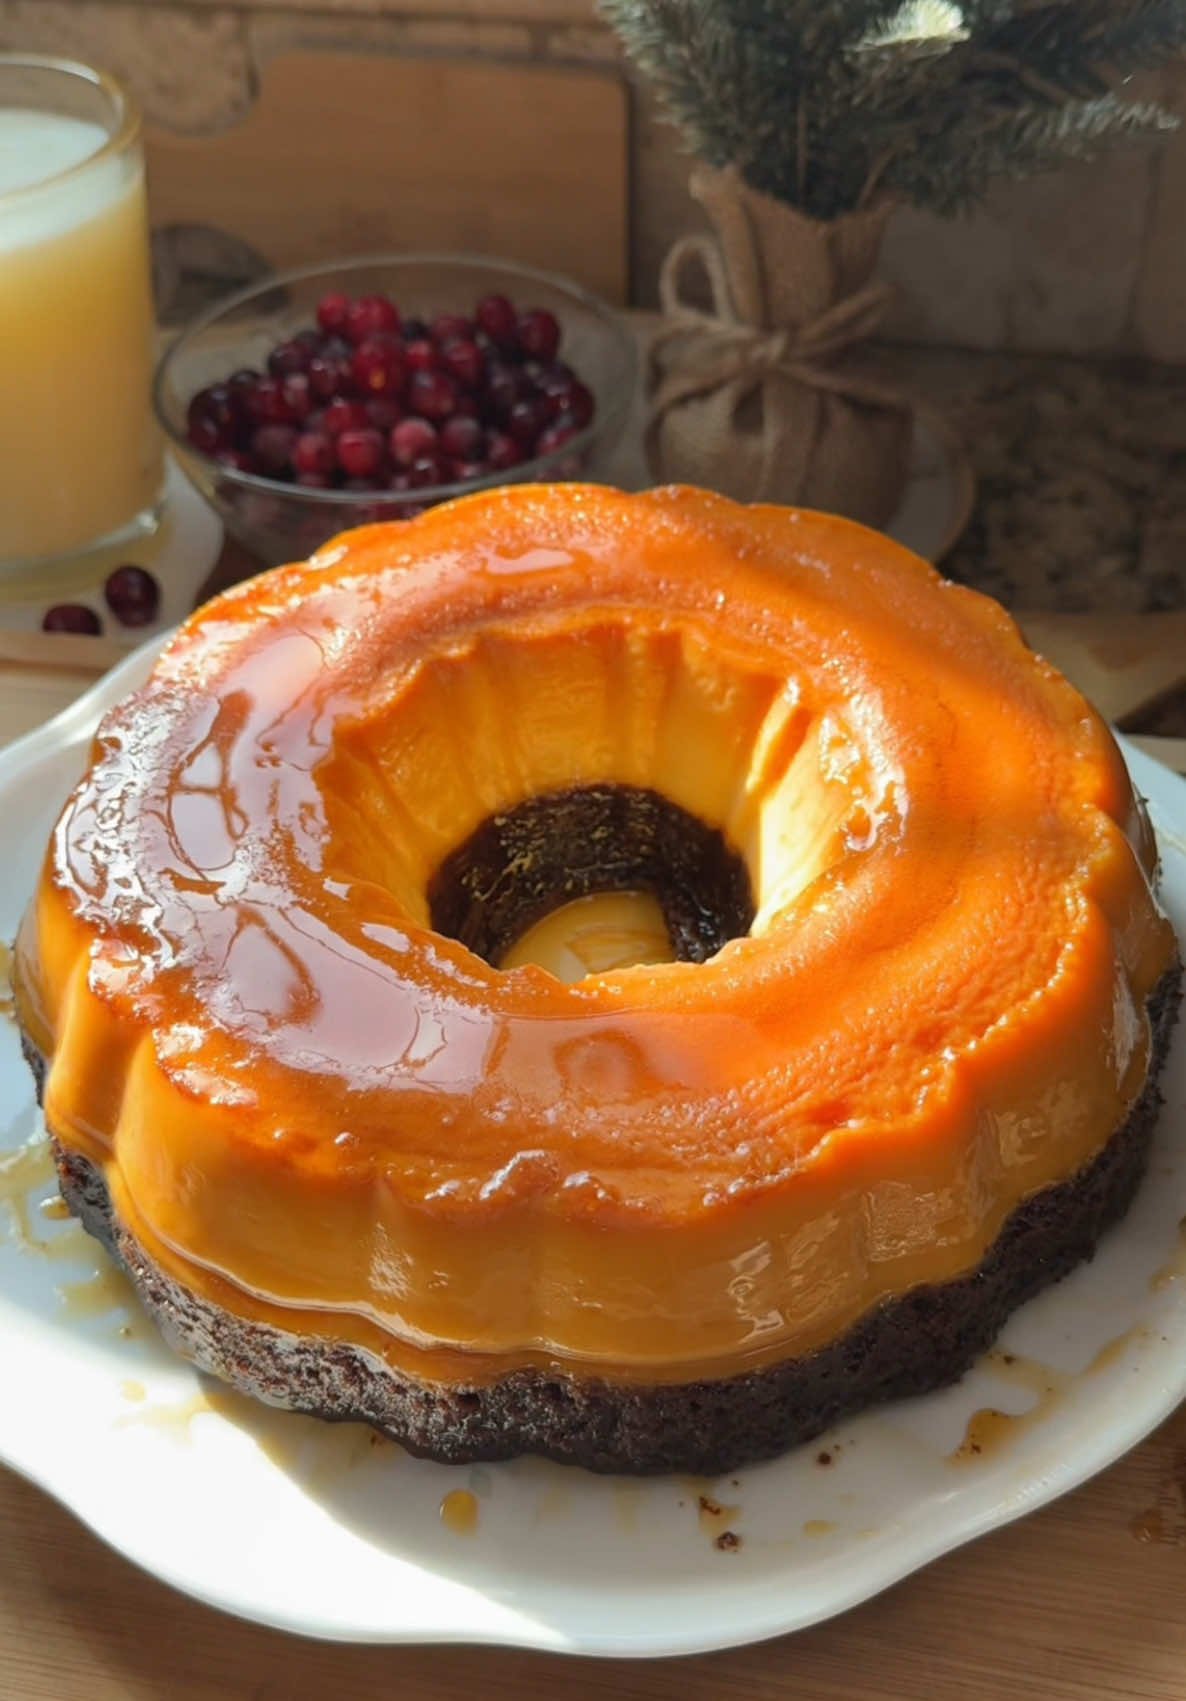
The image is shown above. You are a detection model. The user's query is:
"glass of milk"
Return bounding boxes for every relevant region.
[0,56,163,577]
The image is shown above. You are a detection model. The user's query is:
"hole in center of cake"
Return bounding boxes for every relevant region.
[314,623,869,951]
[501,891,675,982]
[426,785,755,978]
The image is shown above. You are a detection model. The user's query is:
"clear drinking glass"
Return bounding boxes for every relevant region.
[0,55,163,579]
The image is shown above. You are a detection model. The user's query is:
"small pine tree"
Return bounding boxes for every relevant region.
[600,0,1186,218]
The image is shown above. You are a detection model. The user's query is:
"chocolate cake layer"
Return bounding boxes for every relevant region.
[427,783,754,966]
[24,960,1182,1477]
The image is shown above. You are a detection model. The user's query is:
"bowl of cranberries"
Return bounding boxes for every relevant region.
[154,253,636,565]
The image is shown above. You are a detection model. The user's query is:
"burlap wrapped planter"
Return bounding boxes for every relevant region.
[648,166,917,531]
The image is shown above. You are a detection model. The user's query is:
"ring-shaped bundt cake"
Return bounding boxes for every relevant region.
[15,484,1181,1473]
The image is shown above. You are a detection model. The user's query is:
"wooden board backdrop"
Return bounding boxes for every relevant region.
[146,52,629,305]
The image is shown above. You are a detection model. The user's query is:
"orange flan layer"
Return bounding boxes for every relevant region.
[15,485,1177,1386]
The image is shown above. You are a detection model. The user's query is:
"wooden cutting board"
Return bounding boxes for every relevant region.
[145,51,629,305]
[1018,609,1186,731]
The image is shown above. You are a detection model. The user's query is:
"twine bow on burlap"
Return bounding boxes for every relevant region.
[646,166,972,545]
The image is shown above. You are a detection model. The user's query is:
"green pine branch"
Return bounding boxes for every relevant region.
[986,2,1186,96]
[880,89,1179,210]
[600,0,1186,217]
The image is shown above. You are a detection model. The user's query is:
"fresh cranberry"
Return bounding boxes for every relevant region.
[352,334,405,398]
[222,380,257,436]
[186,414,226,455]
[104,565,160,628]
[486,429,523,471]
[408,452,446,489]
[431,312,472,345]
[475,293,518,349]
[534,366,571,408]
[201,381,241,425]
[559,380,595,428]
[280,372,314,421]
[536,419,579,457]
[267,339,312,378]
[345,294,401,344]
[537,367,594,426]
[407,368,458,421]
[293,431,336,476]
[336,427,386,479]
[438,415,484,460]
[483,362,525,420]
[517,308,561,363]
[343,475,383,492]
[245,377,296,425]
[186,384,238,450]
[43,603,101,635]
[323,398,370,436]
[390,416,438,467]
[227,368,261,402]
[507,395,550,448]
[250,424,299,476]
[215,448,257,474]
[187,294,594,500]
[317,291,351,334]
[404,338,439,374]
[308,353,353,401]
[448,458,491,483]
[440,337,485,391]
[538,360,577,391]
[364,396,403,432]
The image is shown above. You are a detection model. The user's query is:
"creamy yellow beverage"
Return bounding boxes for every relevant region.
[0,96,162,564]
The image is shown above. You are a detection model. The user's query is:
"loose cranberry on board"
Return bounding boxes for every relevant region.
[43,603,102,635]
[103,565,161,627]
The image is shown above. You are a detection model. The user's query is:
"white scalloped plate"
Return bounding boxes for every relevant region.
[0,643,1183,1659]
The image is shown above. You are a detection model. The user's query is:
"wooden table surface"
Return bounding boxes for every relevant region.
[2,1411,1186,1701]
[1,547,1185,1701]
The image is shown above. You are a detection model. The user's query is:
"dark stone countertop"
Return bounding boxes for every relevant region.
[894,346,1186,616]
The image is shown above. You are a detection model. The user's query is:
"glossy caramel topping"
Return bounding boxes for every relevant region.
[15,485,1177,1379]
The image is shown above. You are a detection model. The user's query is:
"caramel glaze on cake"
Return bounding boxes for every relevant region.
[15,484,1182,1474]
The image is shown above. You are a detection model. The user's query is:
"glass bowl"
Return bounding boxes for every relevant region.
[154,253,637,566]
